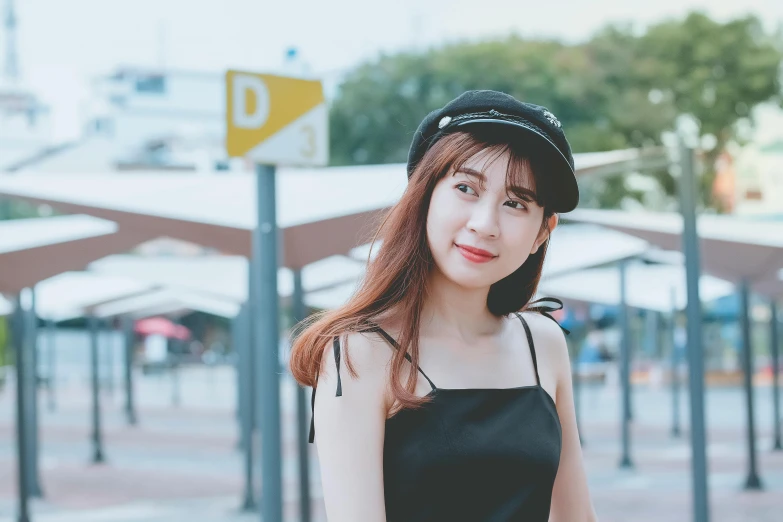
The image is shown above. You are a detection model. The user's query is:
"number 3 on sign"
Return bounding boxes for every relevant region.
[301,125,316,159]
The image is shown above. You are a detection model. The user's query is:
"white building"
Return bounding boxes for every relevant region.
[84,67,239,172]
[731,104,783,217]
[0,85,53,171]
[734,141,783,216]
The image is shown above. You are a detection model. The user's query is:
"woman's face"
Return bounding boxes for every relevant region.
[426,149,556,290]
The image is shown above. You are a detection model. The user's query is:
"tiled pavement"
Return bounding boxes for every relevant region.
[1,366,781,521]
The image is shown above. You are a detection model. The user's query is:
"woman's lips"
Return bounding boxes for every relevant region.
[455,244,496,263]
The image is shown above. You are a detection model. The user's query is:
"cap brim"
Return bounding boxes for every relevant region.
[453,118,578,213]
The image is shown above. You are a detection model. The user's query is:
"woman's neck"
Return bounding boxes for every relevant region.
[420,268,504,342]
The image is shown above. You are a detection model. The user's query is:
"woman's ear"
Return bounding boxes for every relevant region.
[530,214,559,255]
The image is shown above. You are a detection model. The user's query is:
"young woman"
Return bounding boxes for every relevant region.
[290,90,598,522]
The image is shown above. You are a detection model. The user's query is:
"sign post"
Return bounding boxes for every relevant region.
[226,70,327,522]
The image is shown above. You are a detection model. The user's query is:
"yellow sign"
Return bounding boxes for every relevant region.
[226,70,328,166]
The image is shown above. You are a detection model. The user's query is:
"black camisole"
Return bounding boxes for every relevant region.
[309,312,563,522]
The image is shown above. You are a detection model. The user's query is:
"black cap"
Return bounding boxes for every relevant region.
[406,90,579,213]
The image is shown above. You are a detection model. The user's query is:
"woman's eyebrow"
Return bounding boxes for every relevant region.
[508,186,538,201]
[454,167,486,181]
[455,167,539,201]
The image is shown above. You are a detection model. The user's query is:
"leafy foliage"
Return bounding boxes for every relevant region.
[328,12,782,209]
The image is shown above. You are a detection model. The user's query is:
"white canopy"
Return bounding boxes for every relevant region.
[89,287,241,319]
[34,272,157,322]
[304,280,361,311]
[566,209,783,286]
[0,151,661,268]
[88,254,365,303]
[0,165,407,267]
[0,294,12,315]
[538,262,735,313]
[0,215,155,293]
[543,224,649,277]
[0,214,116,254]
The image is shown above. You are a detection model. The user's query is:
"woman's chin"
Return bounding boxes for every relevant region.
[439,267,496,290]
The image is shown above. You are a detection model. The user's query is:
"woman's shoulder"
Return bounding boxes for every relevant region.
[315,325,398,407]
[510,310,570,380]
[513,310,567,347]
[317,327,395,380]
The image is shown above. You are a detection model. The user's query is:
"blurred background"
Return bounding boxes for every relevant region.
[1,1,783,521]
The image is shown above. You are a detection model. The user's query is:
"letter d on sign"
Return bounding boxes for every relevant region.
[233,75,270,129]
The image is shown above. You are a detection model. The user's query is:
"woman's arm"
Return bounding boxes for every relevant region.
[312,331,391,522]
[528,314,598,522]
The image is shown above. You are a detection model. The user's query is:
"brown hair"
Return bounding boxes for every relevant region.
[289,127,556,413]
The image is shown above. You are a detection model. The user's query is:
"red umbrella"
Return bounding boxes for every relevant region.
[134,317,191,340]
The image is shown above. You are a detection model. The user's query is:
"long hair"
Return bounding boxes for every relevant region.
[289,127,556,413]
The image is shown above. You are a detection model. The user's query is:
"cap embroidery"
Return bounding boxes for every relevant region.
[542,110,561,128]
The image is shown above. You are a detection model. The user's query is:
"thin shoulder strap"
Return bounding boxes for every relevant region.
[309,386,316,443]
[526,297,570,335]
[364,323,437,391]
[514,313,541,386]
[308,336,341,444]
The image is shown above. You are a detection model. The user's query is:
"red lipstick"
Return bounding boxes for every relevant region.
[455,244,496,263]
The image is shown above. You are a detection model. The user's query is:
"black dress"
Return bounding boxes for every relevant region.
[309,312,562,522]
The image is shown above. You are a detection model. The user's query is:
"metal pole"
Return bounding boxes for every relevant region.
[677,142,710,521]
[46,319,56,413]
[671,288,681,438]
[233,309,244,449]
[122,316,137,425]
[573,304,587,446]
[618,260,633,469]
[234,306,247,449]
[89,316,105,463]
[12,295,31,522]
[771,300,781,451]
[24,288,42,497]
[739,280,762,489]
[253,163,283,522]
[171,351,181,407]
[627,309,634,423]
[170,332,181,408]
[236,304,257,511]
[104,327,114,396]
[293,269,312,522]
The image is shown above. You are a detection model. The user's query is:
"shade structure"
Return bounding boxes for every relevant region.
[0,294,12,315]
[566,209,783,284]
[304,279,361,310]
[753,269,783,300]
[0,150,663,270]
[33,272,157,322]
[544,224,650,277]
[0,166,407,268]
[88,254,365,304]
[539,262,735,313]
[566,208,783,493]
[0,215,156,293]
[89,287,242,319]
[571,147,668,178]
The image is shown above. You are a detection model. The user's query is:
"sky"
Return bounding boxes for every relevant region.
[6,0,783,140]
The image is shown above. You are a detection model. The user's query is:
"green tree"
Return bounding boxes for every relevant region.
[329,36,650,166]
[635,12,783,208]
[328,12,782,209]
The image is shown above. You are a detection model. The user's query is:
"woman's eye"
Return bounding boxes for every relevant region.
[505,200,527,210]
[456,183,477,196]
